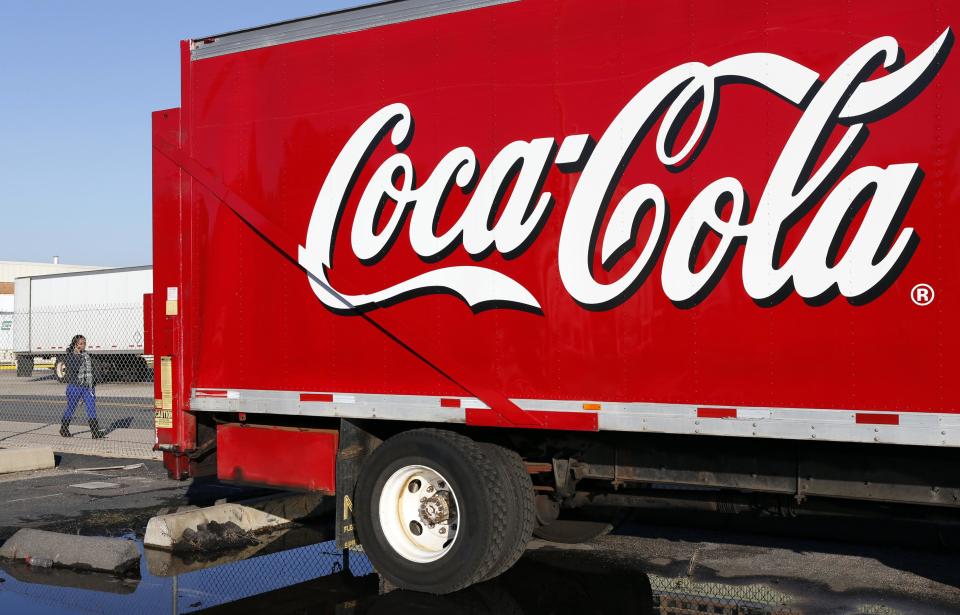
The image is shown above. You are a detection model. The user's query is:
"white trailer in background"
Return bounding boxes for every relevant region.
[0,295,14,364]
[13,266,152,381]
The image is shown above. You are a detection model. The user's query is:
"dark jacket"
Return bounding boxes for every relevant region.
[63,353,83,386]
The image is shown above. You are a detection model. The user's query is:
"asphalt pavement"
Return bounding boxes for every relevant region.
[0,371,156,458]
[0,394,153,429]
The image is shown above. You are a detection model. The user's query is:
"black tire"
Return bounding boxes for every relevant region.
[479,443,535,582]
[353,429,521,594]
[92,355,109,384]
[128,356,150,382]
[533,519,614,544]
[54,355,67,383]
[16,355,34,378]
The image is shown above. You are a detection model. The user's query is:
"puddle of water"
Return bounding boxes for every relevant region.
[0,529,937,614]
[0,531,374,615]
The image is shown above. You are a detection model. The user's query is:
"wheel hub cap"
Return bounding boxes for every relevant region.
[378,465,461,563]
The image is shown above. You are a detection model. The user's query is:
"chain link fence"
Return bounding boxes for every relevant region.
[0,304,157,459]
[650,574,799,614]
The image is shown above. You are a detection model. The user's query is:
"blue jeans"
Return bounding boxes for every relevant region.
[64,384,97,421]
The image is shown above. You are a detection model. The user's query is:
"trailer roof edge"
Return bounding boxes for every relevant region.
[190,0,517,61]
[13,265,152,282]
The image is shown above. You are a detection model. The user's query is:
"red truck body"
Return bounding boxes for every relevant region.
[149,0,959,591]
[153,0,958,454]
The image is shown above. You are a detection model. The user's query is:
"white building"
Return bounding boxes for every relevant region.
[0,260,104,285]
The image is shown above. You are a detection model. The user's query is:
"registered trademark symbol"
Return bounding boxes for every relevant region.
[911,283,935,306]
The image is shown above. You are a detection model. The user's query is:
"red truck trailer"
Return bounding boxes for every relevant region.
[147,0,959,593]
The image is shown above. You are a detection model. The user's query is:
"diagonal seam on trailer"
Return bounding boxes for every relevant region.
[152,136,542,429]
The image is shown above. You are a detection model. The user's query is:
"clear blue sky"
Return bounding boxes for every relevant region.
[0,1,368,267]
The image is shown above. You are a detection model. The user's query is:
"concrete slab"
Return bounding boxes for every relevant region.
[144,492,331,551]
[145,523,332,577]
[0,528,140,575]
[0,446,55,474]
[69,481,121,490]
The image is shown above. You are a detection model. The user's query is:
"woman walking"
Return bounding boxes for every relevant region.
[60,334,105,439]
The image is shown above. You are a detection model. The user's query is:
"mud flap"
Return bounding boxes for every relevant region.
[335,420,382,550]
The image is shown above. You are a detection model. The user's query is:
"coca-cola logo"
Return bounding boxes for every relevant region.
[299,31,952,312]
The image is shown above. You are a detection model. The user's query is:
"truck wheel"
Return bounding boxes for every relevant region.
[16,355,34,378]
[54,356,68,383]
[128,356,150,381]
[92,356,108,384]
[478,443,535,582]
[353,429,521,594]
[533,519,614,544]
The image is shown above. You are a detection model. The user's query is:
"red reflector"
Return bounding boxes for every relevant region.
[440,398,461,408]
[465,409,598,432]
[697,407,737,419]
[196,389,228,398]
[300,393,334,403]
[856,413,899,425]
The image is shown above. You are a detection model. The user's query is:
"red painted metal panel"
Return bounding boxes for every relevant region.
[217,423,338,492]
[698,408,739,419]
[855,413,900,425]
[440,398,461,408]
[155,0,960,449]
[152,105,195,479]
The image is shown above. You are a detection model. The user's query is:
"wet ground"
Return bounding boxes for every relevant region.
[0,453,269,544]
[1,455,959,614]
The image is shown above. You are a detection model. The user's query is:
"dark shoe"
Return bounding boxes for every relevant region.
[89,418,106,439]
[60,418,72,438]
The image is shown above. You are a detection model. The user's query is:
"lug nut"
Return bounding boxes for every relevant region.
[439,527,446,535]
[426,486,434,493]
